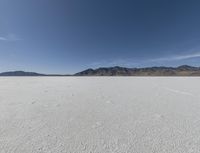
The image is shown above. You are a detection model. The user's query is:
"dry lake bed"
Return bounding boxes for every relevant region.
[0,77,200,153]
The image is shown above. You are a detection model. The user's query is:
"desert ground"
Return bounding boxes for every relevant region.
[0,77,200,153]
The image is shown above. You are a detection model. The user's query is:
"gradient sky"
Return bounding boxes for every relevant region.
[1,0,200,74]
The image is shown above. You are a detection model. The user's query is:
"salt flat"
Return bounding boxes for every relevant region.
[0,77,200,153]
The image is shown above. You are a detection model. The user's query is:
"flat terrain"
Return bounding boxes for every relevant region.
[0,77,200,153]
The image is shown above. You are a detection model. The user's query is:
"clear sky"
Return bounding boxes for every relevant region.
[1,0,200,74]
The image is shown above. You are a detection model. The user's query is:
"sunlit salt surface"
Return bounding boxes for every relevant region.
[0,77,200,153]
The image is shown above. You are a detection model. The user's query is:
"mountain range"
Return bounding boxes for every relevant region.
[1,65,200,76]
[75,65,200,76]
[0,71,68,76]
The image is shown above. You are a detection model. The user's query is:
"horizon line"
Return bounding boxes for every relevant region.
[0,64,199,75]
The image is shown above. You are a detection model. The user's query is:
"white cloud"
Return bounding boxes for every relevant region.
[150,52,200,62]
[0,34,21,42]
[0,37,8,41]
[90,52,200,68]
[172,53,200,60]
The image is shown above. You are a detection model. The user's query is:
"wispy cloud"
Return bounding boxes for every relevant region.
[90,52,200,68]
[0,34,21,42]
[0,37,8,41]
[150,52,200,62]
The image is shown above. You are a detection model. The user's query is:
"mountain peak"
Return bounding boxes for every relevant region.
[177,65,198,71]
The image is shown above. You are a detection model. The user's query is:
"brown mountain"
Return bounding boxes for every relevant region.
[75,65,200,76]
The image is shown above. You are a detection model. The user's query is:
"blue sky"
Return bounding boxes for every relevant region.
[1,0,200,74]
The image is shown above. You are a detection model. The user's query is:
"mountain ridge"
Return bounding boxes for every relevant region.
[0,71,70,76]
[0,65,200,76]
[75,65,200,76]
[0,71,46,76]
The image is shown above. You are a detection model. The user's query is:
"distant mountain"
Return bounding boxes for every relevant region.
[0,71,72,76]
[75,65,200,76]
[1,65,200,76]
[0,71,46,76]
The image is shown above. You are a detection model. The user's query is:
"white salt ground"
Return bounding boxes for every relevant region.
[0,77,200,153]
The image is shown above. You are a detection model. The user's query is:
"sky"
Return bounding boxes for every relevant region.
[1,0,200,74]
